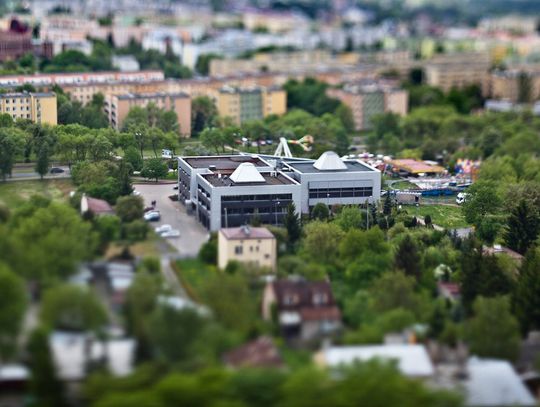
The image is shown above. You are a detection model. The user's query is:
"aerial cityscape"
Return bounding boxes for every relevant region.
[1,0,540,405]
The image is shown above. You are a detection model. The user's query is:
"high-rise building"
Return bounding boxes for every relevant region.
[0,19,33,62]
[212,86,286,125]
[327,81,408,131]
[424,52,491,92]
[0,92,57,125]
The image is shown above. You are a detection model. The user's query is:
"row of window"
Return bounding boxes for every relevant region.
[222,194,292,202]
[223,206,286,215]
[309,187,373,199]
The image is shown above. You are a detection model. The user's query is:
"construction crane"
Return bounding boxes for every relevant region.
[273,135,314,158]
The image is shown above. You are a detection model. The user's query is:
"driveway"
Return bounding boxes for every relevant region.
[133,183,209,258]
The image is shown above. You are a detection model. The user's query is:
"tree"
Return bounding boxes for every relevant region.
[148,306,206,366]
[195,53,221,75]
[124,146,144,172]
[383,193,393,216]
[35,143,51,180]
[335,206,365,231]
[303,221,344,264]
[464,296,520,361]
[9,202,96,283]
[518,71,532,103]
[394,234,421,280]
[199,127,223,154]
[115,195,144,223]
[335,104,355,133]
[504,199,540,255]
[141,158,168,182]
[462,181,502,226]
[40,284,108,332]
[191,96,218,135]
[513,248,540,332]
[0,264,26,364]
[311,203,329,221]
[0,128,24,181]
[284,202,301,246]
[27,327,66,407]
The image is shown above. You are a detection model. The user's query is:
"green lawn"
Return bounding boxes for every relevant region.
[0,179,74,208]
[387,180,419,190]
[173,258,218,301]
[410,204,469,229]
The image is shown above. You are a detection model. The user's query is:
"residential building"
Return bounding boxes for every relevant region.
[142,28,183,58]
[211,86,286,124]
[0,70,164,89]
[424,52,491,92]
[327,80,408,130]
[0,19,33,62]
[177,152,381,230]
[242,9,309,33]
[0,92,57,125]
[314,344,435,378]
[223,336,283,369]
[80,195,115,217]
[112,55,140,72]
[487,68,540,102]
[104,92,191,136]
[218,225,277,271]
[262,278,342,342]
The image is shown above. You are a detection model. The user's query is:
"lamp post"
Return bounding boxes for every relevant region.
[275,200,281,225]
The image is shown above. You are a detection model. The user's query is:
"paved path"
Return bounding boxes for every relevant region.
[134,183,209,258]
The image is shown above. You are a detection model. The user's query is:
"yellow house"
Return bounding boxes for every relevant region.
[0,92,57,125]
[218,226,277,271]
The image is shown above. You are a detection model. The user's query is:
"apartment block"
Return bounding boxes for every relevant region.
[0,92,57,125]
[105,92,191,137]
[424,52,491,92]
[0,20,32,62]
[327,81,408,131]
[487,68,540,102]
[211,86,286,125]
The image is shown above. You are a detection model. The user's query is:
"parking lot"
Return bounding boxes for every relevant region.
[133,183,209,258]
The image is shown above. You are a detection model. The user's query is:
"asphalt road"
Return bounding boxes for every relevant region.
[134,183,209,258]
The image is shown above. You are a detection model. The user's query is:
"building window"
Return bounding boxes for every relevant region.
[313,292,328,305]
[235,246,243,255]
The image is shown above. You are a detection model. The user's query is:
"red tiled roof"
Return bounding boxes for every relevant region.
[272,280,338,311]
[220,226,275,240]
[223,336,283,368]
[87,197,114,214]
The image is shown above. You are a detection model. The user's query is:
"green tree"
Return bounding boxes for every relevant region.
[464,296,520,361]
[199,127,223,154]
[302,221,344,264]
[115,195,144,223]
[284,202,301,246]
[462,180,502,226]
[0,264,26,364]
[504,199,540,255]
[311,203,329,221]
[518,71,532,103]
[513,248,540,332]
[124,146,144,172]
[195,53,222,75]
[27,327,66,407]
[335,104,355,133]
[191,96,218,135]
[141,158,168,182]
[35,143,51,180]
[0,127,24,180]
[10,202,96,283]
[40,284,107,332]
[148,306,206,366]
[394,234,421,281]
[335,206,364,231]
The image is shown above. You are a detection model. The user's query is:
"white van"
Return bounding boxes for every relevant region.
[456,192,469,205]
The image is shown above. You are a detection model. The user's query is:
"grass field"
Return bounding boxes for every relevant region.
[174,258,218,301]
[409,204,469,229]
[389,180,419,190]
[0,179,74,207]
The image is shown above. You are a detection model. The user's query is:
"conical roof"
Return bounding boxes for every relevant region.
[313,151,348,171]
[229,162,266,183]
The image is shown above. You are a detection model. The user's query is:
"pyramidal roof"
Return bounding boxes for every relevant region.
[313,151,348,171]
[229,162,266,183]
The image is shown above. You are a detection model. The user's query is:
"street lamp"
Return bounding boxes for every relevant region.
[275,201,281,225]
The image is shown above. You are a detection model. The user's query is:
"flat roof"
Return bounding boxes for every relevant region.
[201,171,296,187]
[286,160,374,174]
[116,91,189,100]
[183,155,269,170]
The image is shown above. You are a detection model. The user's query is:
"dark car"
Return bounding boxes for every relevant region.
[50,167,65,174]
[173,185,179,190]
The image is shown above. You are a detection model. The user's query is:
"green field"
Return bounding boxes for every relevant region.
[0,179,74,208]
[410,204,469,229]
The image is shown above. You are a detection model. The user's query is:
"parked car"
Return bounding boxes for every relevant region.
[132,190,141,196]
[144,206,155,213]
[144,211,160,221]
[50,167,65,174]
[161,229,180,238]
[173,185,179,190]
[155,224,172,234]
